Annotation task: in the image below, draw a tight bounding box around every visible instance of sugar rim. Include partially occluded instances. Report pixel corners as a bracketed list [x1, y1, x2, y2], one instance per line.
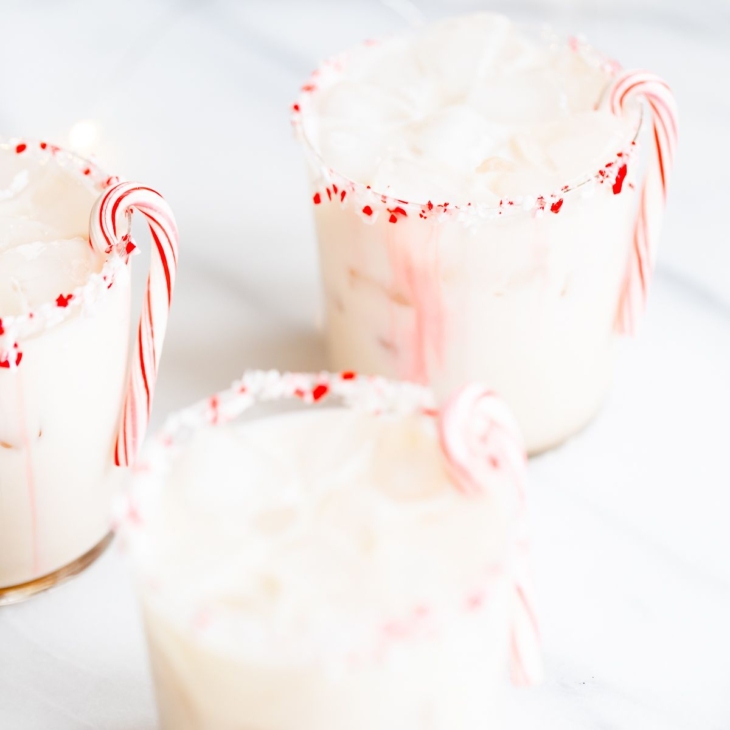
[0, 138, 125, 365]
[292, 31, 643, 222]
[123, 370, 518, 663]
[133, 370, 438, 473]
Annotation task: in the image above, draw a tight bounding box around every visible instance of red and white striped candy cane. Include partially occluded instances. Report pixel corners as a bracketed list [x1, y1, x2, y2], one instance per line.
[438, 384, 543, 687]
[90, 182, 179, 467]
[608, 70, 678, 335]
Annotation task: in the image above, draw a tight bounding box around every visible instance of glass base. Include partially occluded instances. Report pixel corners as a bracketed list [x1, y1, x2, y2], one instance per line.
[0, 532, 114, 607]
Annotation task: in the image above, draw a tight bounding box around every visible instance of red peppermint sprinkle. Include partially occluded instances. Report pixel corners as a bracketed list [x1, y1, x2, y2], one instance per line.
[341, 371, 356, 380]
[56, 294, 73, 308]
[0, 319, 4, 336]
[389, 214, 398, 223]
[313, 192, 322, 205]
[332, 184, 338, 194]
[312, 383, 329, 401]
[39, 142, 47, 150]
[0, 350, 22, 369]
[294, 388, 306, 399]
[83, 168, 91, 176]
[209, 395, 220, 424]
[467, 592, 485, 611]
[550, 198, 564, 214]
[340, 190, 346, 201]
[125, 241, 136, 256]
[301, 83, 316, 92]
[326, 187, 332, 201]
[612, 164, 628, 195]
[362, 205, 373, 216]
[427, 201, 434, 211]
[292, 102, 300, 112]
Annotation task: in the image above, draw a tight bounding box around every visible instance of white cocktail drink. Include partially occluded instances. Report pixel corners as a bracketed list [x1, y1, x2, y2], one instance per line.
[295, 14, 644, 453]
[126, 372, 540, 730]
[0, 139, 177, 600]
[0, 143, 131, 595]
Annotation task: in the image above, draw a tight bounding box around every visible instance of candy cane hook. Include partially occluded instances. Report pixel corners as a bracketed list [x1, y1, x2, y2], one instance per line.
[438, 384, 543, 686]
[90, 182, 179, 467]
[607, 70, 678, 335]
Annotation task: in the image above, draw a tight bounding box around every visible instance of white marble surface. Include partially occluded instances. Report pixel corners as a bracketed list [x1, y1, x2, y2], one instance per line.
[1, 1, 729, 728]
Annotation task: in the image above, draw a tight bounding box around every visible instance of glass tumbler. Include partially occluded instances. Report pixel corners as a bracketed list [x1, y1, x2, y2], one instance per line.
[294, 30, 676, 454]
[123, 370, 542, 730]
[0, 138, 179, 603]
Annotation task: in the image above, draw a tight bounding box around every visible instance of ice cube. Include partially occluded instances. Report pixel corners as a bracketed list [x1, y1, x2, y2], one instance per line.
[315, 80, 413, 128]
[469, 69, 566, 125]
[414, 13, 513, 102]
[507, 133, 556, 171]
[545, 110, 632, 181]
[0, 149, 97, 248]
[0, 216, 60, 252]
[548, 48, 612, 113]
[373, 154, 465, 204]
[410, 104, 508, 172]
[487, 31, 546, 74]
[0, 237, 100, 315]
[316, 121, 400, 183]
[346, 37, 439, 118]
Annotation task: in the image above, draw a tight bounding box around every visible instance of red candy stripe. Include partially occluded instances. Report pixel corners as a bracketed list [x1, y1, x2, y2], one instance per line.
[438, 384, 542, 687]
[90, 183, 179, 467]
[608, 70, 678, 335]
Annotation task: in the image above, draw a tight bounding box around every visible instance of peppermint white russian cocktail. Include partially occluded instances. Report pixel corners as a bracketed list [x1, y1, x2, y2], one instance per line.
[295, 14, 677, 453]
[125, 371, 541, 730]
[0, 140, 178, 602]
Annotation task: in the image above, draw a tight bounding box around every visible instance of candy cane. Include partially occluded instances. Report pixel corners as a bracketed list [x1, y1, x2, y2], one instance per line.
[438, 384, 543, 687]
[607, 70, 678, 335]
[90, 182, 179, 467]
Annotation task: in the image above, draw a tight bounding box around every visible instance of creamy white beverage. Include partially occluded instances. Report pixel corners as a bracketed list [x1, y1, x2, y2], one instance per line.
[126, 372, 541, 730]
[295, 13, 644, 453]
[0, 142, 130, 595]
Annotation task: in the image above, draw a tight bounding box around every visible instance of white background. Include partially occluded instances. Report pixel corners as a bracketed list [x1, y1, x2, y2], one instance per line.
[0, 1, 729, 728]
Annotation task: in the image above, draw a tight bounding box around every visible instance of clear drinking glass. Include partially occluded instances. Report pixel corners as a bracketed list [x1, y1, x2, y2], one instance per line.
[123, 370, 541, 730]
[294, 27, 654, 454]
[0, 138, 178, 603]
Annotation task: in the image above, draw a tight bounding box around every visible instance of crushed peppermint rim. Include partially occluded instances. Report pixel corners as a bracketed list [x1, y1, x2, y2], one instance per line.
[292, 32, 643, 223]
[121, 370, 529, 664]
[0, 138, 127, 369]
[133, 370, 438, 467]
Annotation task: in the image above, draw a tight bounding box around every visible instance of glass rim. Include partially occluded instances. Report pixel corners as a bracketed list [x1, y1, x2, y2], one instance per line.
[292, 31, 643, 221]
[0, 137, 126, 365]
[121, 369, 526, 665]
[124, 368, 525, 561]
[131, 369, 439, 478]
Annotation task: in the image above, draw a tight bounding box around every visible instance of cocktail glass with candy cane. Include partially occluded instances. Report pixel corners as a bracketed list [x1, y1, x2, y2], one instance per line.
[0, 139, 179, 603]
[122, 370, 542, 730]
[294, 13, 677, 454]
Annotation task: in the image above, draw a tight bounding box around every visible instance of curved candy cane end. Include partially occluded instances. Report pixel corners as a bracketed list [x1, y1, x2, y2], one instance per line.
[90, 182, 179, 470]
[509, 580, 544, 687]
[438, 383, 526, 497]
